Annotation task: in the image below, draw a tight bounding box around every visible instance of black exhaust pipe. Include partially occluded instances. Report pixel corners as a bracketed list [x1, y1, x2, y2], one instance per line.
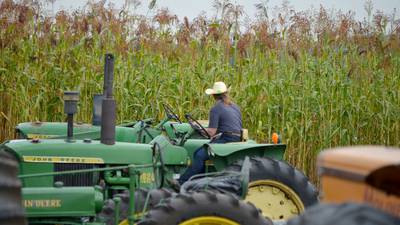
[100, 54, 116, 145]
[63, 91, 79, 142]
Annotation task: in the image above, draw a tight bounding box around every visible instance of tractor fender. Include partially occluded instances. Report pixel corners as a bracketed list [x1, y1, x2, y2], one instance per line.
[205, 142, 286, 161]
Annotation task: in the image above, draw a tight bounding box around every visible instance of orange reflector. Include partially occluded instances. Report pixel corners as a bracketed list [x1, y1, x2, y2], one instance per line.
[272, 133, 279, 144]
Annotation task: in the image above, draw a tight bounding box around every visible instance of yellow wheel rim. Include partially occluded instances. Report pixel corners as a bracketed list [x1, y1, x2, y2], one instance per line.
[118, 220, 128, 225]
[245, 180, 305, 220]
[179, 216, 240, 225]
[119, 215, 239, 225]
[118, 212, 144, 225]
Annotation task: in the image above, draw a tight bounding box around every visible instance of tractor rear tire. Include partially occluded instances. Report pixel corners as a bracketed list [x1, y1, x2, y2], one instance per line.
[137, 191, 272, 225]
[286, 202, 400, 225]
[0, 151, 26, 225]
[224, 156, 318, 220]
[98, 188, 173, 225]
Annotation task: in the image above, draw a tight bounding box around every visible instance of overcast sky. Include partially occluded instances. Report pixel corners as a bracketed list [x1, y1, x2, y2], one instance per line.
[52, 0, 399, 21]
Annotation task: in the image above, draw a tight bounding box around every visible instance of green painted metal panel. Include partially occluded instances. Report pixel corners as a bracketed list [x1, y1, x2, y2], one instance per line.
[149, 135, 188, 165]
[206, 143, 286, 157]
[20, 162, 54, 187]
[5, 139, 153, 165]
[162, 122, 191, 138]
[16, 121, 198, 143]
[261, 145, 286, 159]
[114, 127, 136, 142]
[137, 167, 157, 188]
[16, 122, 99, 138]
[16, 122, 157, 143]
[23, 187, 103, 217]
[206, 143, 286, 171]
[4, 137, 190, 188]
[182, 139, 210, 160]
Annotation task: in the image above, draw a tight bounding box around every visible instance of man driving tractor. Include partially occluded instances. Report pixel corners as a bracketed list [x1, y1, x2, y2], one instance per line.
[177, 81, 243, 184]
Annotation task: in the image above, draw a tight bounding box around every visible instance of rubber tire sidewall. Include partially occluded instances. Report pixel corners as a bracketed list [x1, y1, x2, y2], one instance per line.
[287, 202, 400, 225]
[137, 191, 272, 225]
[224, 156, 319, 207]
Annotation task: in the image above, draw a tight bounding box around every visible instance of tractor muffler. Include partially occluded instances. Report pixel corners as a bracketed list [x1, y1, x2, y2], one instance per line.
[100, 53, 116, 145]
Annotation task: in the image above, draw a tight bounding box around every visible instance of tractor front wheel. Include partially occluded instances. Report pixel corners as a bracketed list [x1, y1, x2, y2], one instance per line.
[224, 156, 319, 220]
[137, 191, 272, 225]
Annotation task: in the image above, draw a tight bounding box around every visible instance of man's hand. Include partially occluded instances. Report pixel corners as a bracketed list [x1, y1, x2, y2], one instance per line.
[206, 128, 217, 137]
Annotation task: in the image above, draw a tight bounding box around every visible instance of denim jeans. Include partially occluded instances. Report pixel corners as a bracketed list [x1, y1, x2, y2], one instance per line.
[178, 134, 241, 184]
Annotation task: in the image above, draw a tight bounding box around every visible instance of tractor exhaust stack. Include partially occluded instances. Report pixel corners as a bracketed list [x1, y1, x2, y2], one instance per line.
[100, 54, 116, 145]
[63, 91, 79, 142]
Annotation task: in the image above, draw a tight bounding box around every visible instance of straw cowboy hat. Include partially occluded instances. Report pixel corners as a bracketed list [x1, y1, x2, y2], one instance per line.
[205, 81, 230, 95]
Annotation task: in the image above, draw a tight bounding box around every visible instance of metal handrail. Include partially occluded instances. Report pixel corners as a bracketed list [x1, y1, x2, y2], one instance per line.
[18, 163, 155, 179]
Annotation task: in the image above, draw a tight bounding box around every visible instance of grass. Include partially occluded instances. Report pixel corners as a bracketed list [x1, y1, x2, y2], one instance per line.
[1, 0, 399, 182]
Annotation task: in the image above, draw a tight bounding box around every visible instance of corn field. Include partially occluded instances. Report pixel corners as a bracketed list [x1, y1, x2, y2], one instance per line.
[0, 0, 399, 182]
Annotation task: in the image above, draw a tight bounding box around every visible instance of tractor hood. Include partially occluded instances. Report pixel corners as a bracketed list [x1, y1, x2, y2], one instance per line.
[16, 122, 145, 143]
[3, 139, 153, 165]
[16, 122, 99, 139]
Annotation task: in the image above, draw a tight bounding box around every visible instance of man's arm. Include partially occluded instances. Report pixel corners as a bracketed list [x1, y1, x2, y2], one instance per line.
[208, 106, 219, 137]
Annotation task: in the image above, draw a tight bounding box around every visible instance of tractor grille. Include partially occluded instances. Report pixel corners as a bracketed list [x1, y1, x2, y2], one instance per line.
[54, 163, 97, 186]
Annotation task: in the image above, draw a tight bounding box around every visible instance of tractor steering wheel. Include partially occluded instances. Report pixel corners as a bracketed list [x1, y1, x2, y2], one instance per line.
[162, 103, 182, 123]
[184, 114, 211, 139]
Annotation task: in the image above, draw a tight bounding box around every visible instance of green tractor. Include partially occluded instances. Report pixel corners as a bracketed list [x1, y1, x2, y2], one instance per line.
[14, 102, 192, 144]
[15, 85, 200, 145]
[1, 54, 318, 225]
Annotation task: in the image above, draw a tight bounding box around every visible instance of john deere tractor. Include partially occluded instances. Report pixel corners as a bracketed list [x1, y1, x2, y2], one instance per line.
[14, 101, 191, 144]
[1, 54, 318, 225]
[14, 102, 185, 144]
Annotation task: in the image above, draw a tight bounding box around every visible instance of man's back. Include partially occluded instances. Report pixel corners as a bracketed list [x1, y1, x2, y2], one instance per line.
[208, 100, 242, 133]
